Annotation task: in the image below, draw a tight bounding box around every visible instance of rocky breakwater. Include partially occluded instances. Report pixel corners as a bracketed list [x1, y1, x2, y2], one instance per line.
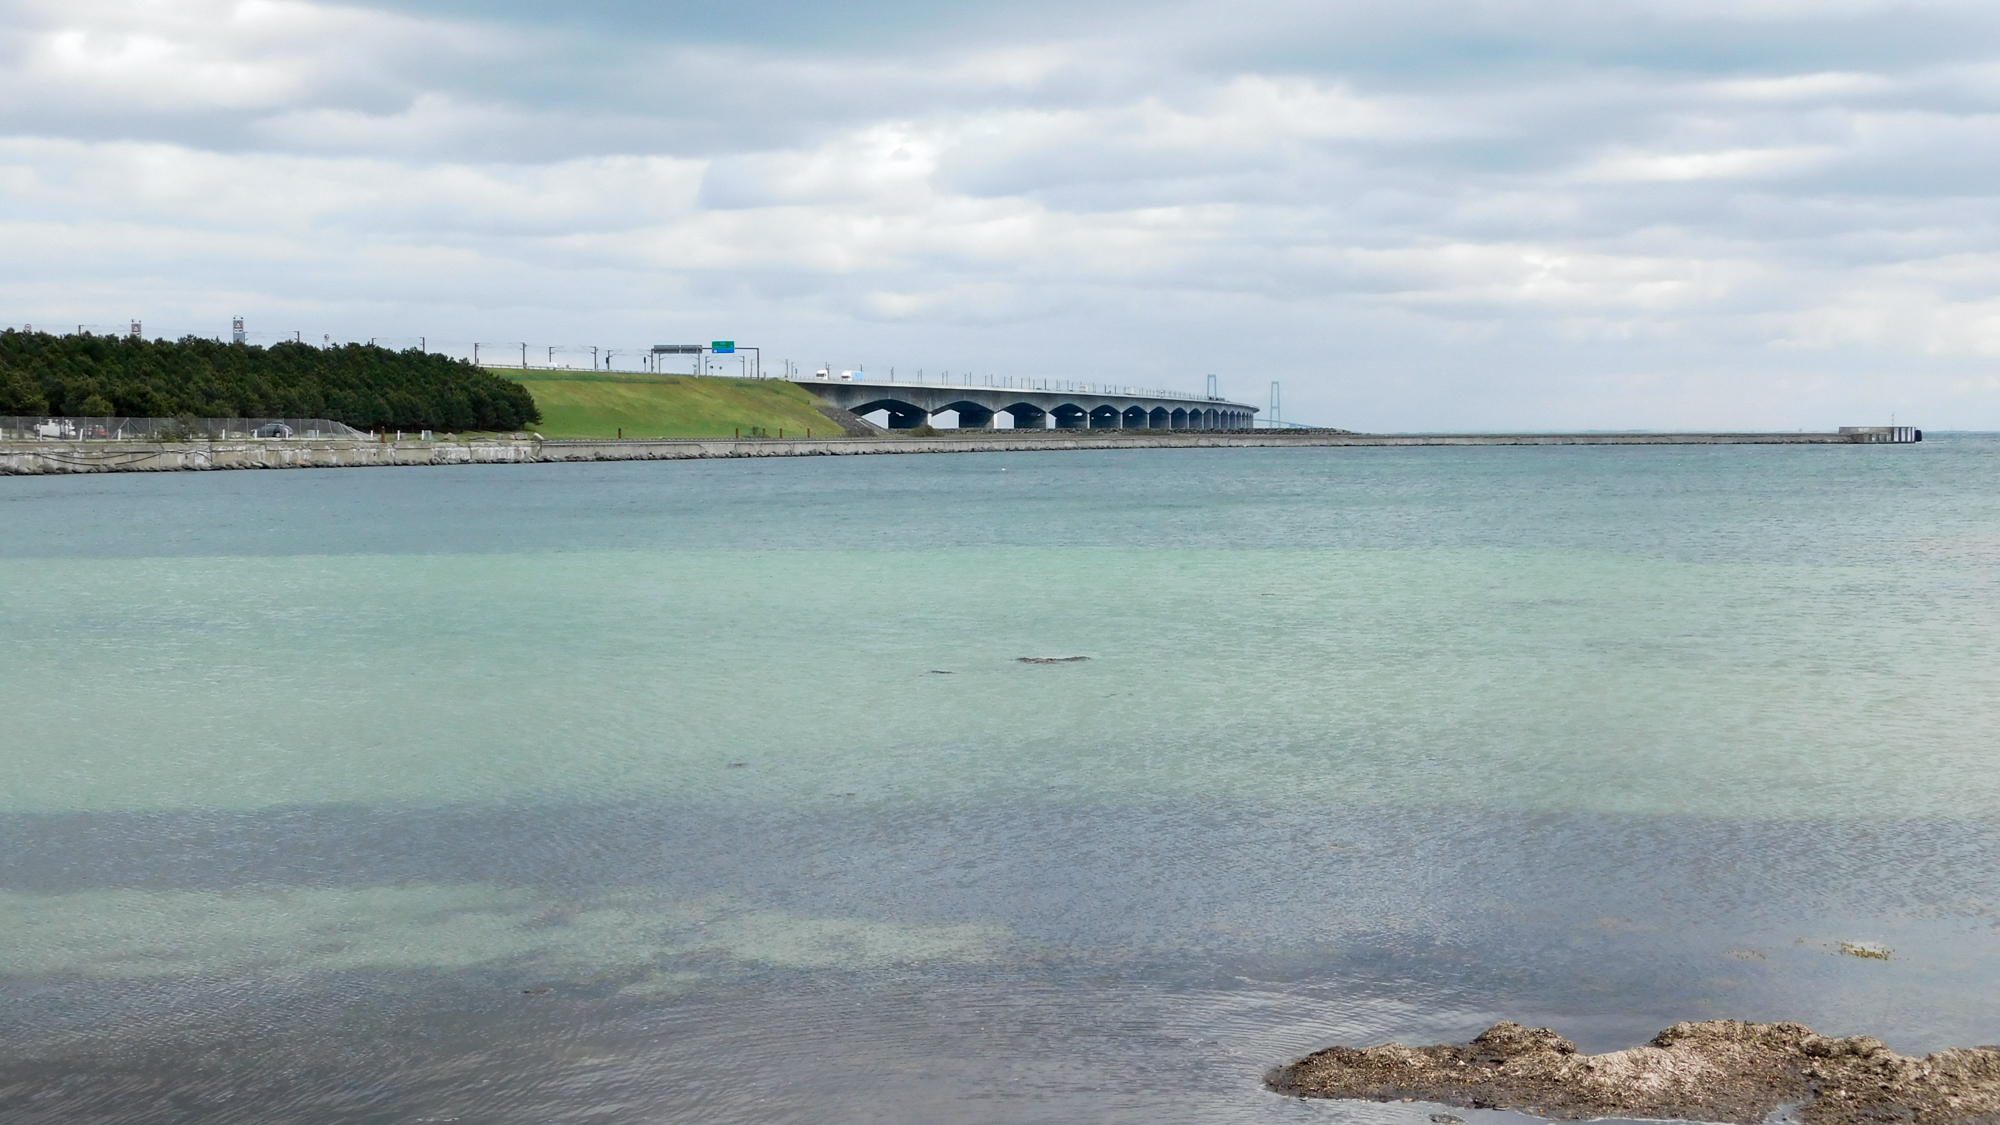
[0, 437, 543, 473]
[1267, 1020, 2000, 1125]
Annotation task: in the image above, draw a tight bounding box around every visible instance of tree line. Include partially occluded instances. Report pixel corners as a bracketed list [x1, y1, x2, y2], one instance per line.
[0, 331, 541, 431]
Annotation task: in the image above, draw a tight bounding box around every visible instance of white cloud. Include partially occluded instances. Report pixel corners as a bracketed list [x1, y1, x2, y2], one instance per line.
[1703, 72, 1896, 101]
[0, 0, 511, 120]
[1577, 145, 1837, 182]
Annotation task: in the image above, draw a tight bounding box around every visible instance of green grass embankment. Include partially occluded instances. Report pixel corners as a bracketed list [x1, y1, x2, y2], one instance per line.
[494, 371, 842, 439]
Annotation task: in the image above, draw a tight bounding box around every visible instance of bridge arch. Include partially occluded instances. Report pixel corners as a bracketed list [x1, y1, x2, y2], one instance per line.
[851, 398, 931, 430]
[938, 400, 996, 429]
[1089, 405, 1122, 428]
[1001, 402, 1048, 430]
[1051, 403, 1088, 429]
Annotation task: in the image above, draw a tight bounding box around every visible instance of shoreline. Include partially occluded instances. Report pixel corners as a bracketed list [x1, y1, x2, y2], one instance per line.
[0, 428, 1921, 475]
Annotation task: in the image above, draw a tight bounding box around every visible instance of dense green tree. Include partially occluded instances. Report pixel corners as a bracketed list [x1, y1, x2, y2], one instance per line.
[0, 332, 540, 431]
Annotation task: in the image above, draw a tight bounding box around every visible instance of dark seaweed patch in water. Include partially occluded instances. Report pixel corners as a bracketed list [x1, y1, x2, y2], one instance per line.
[1017, 656, 1090, 664]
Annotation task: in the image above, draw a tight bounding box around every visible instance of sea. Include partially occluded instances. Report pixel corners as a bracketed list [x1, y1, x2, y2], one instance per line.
[3, 438, 1998, 1124]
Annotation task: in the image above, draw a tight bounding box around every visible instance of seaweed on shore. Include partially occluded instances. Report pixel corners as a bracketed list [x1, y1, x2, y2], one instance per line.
[1267, 1020, 2000, 1125]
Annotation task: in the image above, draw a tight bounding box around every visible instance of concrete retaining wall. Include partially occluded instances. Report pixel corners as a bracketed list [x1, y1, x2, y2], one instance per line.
[0, 429, 1907, 475]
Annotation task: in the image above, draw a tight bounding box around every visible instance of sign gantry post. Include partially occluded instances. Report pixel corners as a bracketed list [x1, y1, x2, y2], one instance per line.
[651, 343, 701, 376]
[647, 341, 758, 378]
[709, 341, 759, 379]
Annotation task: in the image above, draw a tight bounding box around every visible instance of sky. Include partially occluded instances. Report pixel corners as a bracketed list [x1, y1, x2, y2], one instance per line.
[4, 0, 2000, 429]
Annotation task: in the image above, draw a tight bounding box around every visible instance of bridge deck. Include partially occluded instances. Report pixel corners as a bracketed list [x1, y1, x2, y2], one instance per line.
[788, 378, 1259, 430]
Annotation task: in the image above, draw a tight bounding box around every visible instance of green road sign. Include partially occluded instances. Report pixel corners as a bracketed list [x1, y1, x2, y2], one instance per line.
[712, 340, 735, 353]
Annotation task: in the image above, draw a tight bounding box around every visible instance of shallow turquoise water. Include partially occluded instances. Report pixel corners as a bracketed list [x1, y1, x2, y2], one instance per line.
[4, 440, 1999, 1122]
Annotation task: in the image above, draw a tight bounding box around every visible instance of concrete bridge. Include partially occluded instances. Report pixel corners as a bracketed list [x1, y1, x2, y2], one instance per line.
[790, 377, 1259, 430]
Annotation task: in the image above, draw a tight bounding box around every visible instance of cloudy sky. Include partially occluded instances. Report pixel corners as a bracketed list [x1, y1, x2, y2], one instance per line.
[4, 0, 2000, 429]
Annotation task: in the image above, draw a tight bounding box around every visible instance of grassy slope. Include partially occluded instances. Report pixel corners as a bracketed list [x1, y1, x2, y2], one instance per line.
[495, 372, 840, 439]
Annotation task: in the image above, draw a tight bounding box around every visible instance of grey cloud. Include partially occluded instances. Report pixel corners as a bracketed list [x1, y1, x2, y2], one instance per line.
[372, 0, 1163, 53]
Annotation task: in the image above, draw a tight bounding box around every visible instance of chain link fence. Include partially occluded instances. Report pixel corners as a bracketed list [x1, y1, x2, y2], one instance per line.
[0, 417, 365, 441]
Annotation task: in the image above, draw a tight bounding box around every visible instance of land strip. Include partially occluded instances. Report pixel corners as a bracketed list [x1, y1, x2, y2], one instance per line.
[0, 429, 1917, 475]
